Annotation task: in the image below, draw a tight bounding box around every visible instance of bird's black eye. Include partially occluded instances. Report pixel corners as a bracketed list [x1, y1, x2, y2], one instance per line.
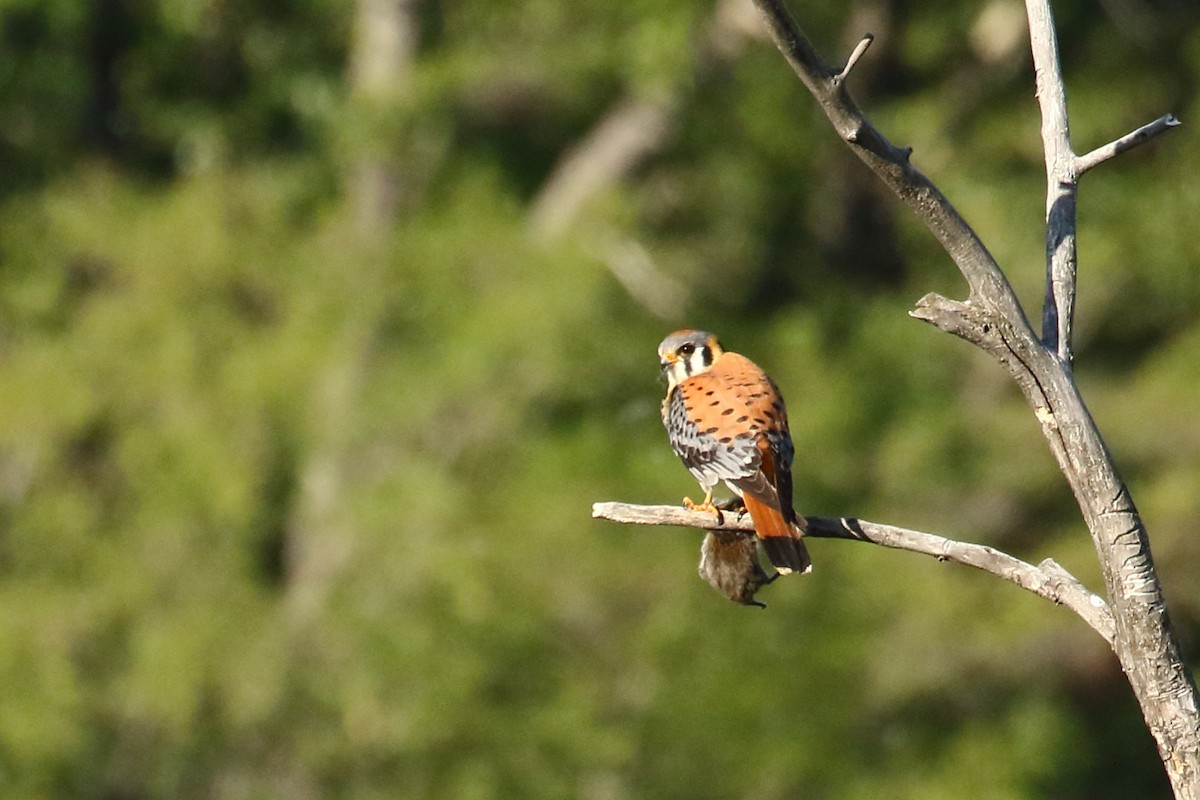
[679, 343, 695, 356]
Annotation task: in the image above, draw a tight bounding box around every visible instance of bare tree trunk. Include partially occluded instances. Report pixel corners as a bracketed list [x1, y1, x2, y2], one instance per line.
[596, 1, 1199, 794]
[747, 2, 1199, 792]
[347, 0, 422, 234]
[284, 324, 371, 626]
[283, 0, 426, 622]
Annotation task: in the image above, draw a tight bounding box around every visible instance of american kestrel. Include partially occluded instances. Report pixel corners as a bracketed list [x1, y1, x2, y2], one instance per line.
[698, 529, 777, 607]
[658, 329, 812, 578]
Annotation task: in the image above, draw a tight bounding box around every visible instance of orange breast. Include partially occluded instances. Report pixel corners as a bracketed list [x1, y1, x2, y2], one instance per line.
[678, 352, 789, 442]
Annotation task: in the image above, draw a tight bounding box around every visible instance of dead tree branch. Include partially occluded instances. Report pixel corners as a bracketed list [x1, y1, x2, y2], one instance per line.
[1076, 113, 1181, 174]
[1026, 2, 1179, 363]
[593, 502, 1115, 642]
[529, 0, 764, 239]
[833, 33, 874, 85]
[747, 2, 1198, 795]
[346, 0, 422, 234]
[529, 97, 676, 239]
[596, 0, 1197, 793]
[1026, 0, 1078, 363]
[527, 0, 772, 320]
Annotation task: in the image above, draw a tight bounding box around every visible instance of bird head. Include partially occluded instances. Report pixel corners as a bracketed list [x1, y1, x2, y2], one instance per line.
[658, 329, 724, 391]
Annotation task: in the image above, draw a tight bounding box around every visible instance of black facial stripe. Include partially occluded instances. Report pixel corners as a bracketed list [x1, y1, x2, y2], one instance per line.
[700, 345, 713, 368]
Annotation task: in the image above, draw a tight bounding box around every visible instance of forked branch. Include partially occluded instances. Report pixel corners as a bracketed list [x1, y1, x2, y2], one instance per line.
[1025, 0, 1178, 363]
[596, 0, 1198, 792]
[751, 1, 1198, 794]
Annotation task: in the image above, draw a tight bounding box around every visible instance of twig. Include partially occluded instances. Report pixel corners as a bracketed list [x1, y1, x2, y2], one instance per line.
[592, 502, 1115, 643]
[749, 0, 1029, 328]
[833, 33, 874, 85]
[528, 0, 763, 240]
[528, 97, 674, 239]
[591, 233, 690, 320]
[1076, 114, 1182, 175]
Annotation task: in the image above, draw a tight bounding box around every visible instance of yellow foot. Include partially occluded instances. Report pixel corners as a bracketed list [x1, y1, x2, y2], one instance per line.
[683, 496, 724, 526]
[683, 496, 719, 514]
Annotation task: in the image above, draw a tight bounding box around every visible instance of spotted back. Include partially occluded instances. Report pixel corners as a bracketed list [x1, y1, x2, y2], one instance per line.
[664, 352, 795, 495]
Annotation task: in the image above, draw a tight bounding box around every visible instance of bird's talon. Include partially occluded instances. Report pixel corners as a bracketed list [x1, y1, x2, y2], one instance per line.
[683, 496, 721, 516]
[716, 496, 746, 513]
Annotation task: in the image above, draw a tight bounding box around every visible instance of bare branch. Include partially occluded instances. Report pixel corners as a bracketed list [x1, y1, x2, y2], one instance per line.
[529, 0, 762, 240]
[745, 1, 1200, 789]
[593, 502, 1115, 642]
[590, 233, 690, 320]
[1024, 10, 1181, 361]
[529, 98, 674, 240]
[1025, 0, 1079, 363]
[749, 0, 1033, 332]
[526, 0, 764, 319]
[1076, 114, 1182, 174]
[833, 33, 874, 85]
[346, 0, 422, 234]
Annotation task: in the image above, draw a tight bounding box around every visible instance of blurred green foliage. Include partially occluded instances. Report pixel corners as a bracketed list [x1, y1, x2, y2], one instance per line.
[0, 0, 1198, 797]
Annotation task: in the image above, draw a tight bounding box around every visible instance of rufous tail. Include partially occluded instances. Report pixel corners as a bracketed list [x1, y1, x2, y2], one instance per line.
[741, 493, 812, 575]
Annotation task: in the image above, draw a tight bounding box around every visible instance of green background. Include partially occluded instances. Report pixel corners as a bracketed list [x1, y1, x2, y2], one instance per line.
[0, 0, 1198, 796]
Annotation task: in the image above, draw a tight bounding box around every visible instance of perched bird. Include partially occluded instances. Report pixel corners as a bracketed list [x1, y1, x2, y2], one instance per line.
[698, 529, 777, 607]
[658, 329, 811, 577]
